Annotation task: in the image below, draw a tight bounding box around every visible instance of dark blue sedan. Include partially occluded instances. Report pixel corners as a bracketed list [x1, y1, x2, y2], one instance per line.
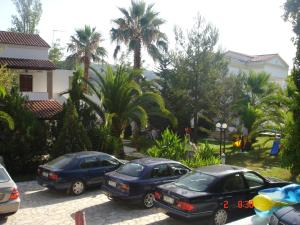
[101, 158, 190, 208]
[37, 151, 123, 195]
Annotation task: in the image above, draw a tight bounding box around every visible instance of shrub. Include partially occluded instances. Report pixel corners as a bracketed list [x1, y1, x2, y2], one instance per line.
[147, 128, 187, 160]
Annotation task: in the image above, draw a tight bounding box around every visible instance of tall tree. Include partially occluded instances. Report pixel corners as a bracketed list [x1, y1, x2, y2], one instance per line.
[171, 15, 228, 140]
[67, 25, 107, 91]
[281, 0, 300, 180]
[49, 40, 64, 66]
[84, 65, 176, 158]
[111, 0, 168, 69]
[9, 0, 42, 33]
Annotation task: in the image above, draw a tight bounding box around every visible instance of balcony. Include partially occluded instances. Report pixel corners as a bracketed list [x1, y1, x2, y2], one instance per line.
[21, 92, 49, 100]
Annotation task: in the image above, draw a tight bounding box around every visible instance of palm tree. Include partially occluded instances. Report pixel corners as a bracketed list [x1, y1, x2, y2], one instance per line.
[0, 86, 14, 130]
[84, 65, 176, 157]
[67, 25, 107, 91]
[111, 1, 168, 69]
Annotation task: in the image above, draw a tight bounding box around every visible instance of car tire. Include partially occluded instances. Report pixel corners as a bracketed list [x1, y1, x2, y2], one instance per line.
[69, 180, 85, 196]
[212, 208, 228, 225]
[143, 192, 155, 208]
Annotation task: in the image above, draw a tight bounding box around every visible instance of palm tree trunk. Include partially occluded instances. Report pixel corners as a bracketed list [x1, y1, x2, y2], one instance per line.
[133, 40, 141, 69]
[83, 55, 90, 93]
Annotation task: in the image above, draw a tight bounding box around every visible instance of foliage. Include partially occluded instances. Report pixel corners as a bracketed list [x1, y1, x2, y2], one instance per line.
[148, 129, 220, 167]
[0, 90, 48, 175]
[0, 65, 18, 91]
[0, 85, 14, 130]
[53, 100, 91, 158]
[49, 40, 64, 65]
[67, 25, 107, 91]
[83, 65, 175, 157]
[9, 0, 42, 33]
[111, 0, 167, 69]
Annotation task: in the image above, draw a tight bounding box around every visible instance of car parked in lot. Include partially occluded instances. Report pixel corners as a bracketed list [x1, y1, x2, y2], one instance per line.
[269, 203, 300, 225]
[102, 157, 190, 208]
[154, 165, 289, 225]
[37, 151, 124, 195]
[0, 165, 20, 216]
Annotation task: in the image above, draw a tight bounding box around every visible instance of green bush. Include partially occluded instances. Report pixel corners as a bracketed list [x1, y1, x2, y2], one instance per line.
[147, 128, 187, 160]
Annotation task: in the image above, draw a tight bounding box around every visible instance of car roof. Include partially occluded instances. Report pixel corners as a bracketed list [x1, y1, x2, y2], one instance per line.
[196, 164, 250, 177]
[130, 157, 180, 166]
[64, 151, 111, 159]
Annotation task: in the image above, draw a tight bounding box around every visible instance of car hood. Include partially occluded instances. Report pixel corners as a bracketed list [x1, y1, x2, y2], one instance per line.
[158, 182, 210, 198]
[275, 204, 300, 224]
[105, 171, 139, 183]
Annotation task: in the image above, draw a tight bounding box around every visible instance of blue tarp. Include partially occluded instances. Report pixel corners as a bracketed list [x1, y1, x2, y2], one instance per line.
[270, 140, 280, 156]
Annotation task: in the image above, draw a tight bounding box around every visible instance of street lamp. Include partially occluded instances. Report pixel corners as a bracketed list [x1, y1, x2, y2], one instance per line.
[216, 122, 227, 157]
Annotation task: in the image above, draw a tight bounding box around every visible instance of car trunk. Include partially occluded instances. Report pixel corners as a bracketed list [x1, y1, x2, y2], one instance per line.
[37, 165, 62, 181]
[105, 171, 139, 193]
[0, 180, 17, 203]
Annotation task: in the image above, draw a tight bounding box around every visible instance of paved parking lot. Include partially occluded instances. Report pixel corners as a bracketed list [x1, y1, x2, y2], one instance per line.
[2, 181, 212, 225]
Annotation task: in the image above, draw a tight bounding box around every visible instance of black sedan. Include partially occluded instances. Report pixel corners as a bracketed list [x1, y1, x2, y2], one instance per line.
[269, 203, 300, 225]
[37, 151, 124, 195]
[154, 165, 289, 225]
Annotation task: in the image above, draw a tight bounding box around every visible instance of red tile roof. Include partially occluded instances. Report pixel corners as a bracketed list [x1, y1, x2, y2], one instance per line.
[0, 57, 56, 70]
[25, 100, 63, 119]
[0, 31, 50, 48]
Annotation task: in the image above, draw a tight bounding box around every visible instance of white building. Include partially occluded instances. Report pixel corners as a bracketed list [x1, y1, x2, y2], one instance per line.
[0, 31, 73, 118]
[225, 50, 289, 87]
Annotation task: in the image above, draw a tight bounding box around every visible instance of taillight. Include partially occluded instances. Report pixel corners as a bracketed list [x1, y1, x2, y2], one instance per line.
[154, 191, 161, 200]
[119, 183, 129, 192]
[48, 172, 59, 181]
[177, 201, 195, 211]
[9, 188, 20, 200]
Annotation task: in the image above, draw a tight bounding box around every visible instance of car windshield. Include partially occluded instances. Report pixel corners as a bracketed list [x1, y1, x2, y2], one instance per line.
[174, 171, 215, 192]
[117, 163, 144, 177]
[46, 156, 73, 169]
[0, 168, 10, 183]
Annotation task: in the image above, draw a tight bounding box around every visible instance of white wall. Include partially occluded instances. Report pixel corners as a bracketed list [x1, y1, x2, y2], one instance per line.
[263, 64, 288, 78]
[0, 44, 48, 60]
[52, 69, 73, 103]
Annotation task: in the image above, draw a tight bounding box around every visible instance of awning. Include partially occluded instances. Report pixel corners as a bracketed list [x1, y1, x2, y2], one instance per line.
[0, 57, 56, 70]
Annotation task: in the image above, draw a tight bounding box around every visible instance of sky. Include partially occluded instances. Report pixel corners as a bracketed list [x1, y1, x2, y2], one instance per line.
[0, 0, 296, 70]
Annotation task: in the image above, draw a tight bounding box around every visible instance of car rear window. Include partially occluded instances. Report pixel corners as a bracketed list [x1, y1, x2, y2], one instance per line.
[0, 168, 10, 183]
[174, 171, 215, 192]
[46, 156, 73, 169]
[117, 163, 144, 177]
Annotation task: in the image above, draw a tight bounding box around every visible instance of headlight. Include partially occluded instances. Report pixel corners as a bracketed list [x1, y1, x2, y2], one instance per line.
[269, 215, 279, 225]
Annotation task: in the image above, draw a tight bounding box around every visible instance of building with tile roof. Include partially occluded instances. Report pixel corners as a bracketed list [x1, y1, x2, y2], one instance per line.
[225, 50, 289, 87]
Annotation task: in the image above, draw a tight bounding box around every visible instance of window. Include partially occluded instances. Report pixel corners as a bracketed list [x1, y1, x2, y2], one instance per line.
[222, 173, 246, 192]
[0, 169, 10, 183]
[80, 157, 99, 169]
[174, 172, 215, 192]
[46, 156, 73, 169]
[151, 164, 172, 178]
[99, 155, 120, 167]
[20, 74, 33, 92]
[243, 172, 265, 188]
[169, 164, 189, 176]
[117, 163, 144, 177]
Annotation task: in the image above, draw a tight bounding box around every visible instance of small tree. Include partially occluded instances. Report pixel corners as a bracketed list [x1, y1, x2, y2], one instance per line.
[9, 0, 42, 34]
[0, 65, 18, 92]
[49, 40, 64, 66]
[53, 100, 91, 157]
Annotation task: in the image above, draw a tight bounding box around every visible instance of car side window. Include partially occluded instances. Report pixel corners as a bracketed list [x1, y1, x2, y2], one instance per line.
[169, 164, 189, 176]
[222, 173, 247, 192]
[80, 157, 99, 169]
[98, 156, 120, 167]
[151, 164, 172, 178]
[243, 172, 265, 188]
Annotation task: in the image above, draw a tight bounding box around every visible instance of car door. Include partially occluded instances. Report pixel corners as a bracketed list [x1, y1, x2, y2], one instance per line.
[242, 171, 267, 202]
[143, 164, 174, 192]
[80, 157, 103, 185]
[219, 173, 250, 212]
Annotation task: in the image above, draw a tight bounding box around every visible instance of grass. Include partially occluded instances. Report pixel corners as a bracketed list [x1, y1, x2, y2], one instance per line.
[199, 137, 293, 181]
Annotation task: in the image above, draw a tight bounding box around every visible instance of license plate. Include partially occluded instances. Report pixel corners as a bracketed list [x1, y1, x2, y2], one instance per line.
[163, 195, 174, 204]
[42, 171, 48, 177]
[108, 180, 117, 187]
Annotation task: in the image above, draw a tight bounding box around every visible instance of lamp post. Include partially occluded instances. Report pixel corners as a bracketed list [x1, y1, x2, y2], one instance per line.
[216, 122, 222, 157]
[221, 123, 227, 154]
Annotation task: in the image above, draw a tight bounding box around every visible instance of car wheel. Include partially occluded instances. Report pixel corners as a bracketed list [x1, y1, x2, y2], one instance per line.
[143, 192, 155, 208]
[213, 208, 228, 225]
[70, 180, 85, 195]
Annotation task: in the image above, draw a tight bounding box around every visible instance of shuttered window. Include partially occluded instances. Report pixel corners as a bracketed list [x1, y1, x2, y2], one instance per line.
[20, 75, 33, 92]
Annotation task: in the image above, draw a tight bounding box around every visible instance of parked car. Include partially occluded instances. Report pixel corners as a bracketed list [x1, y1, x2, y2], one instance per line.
[102, 157, 190, 208]
[0, 165, 20, 216]
[37, 151, 124, 195]
[154, 165, 289, 225]
[269, 203, 300, 225]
